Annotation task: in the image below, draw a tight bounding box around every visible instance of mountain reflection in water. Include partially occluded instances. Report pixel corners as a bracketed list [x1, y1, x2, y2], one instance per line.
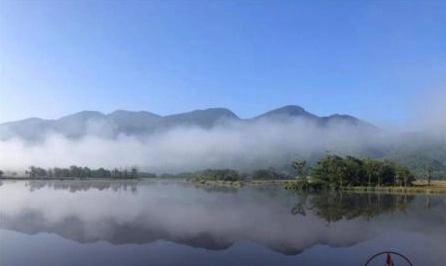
[0, 180, 445, 266]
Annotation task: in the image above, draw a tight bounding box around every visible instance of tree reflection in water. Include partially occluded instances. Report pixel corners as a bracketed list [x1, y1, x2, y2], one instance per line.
[291, 192, 415, 223]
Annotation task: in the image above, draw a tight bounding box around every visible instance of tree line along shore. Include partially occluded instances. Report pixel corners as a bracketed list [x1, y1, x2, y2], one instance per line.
[1, 153, 444, 193]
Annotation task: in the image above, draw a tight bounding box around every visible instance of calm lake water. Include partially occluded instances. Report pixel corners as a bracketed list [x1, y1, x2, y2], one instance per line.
[0, 180, 445, 266]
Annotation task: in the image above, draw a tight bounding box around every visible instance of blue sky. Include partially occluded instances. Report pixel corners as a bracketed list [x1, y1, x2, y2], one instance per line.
[1, 0, 445, 125]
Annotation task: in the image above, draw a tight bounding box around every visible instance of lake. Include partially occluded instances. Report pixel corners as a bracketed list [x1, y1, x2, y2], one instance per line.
[0, 180, 445, 266]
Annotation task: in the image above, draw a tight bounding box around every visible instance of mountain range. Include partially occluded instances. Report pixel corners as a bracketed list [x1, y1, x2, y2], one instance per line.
[0, 105, 376, 141]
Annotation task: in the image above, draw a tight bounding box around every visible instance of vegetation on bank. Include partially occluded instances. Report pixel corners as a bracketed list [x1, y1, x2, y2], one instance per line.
[338, 184, 446, 194]
[0, 153, 444, 194]
[285, 154, 416, 191]
[0, 165, 291, 181]
[1, 165, 143, 179]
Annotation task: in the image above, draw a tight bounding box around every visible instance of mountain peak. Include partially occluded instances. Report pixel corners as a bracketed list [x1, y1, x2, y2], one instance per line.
[162, 108, 240, 129]
[58, 111, 105, 121]
[320, 114, 378, 131]
[255, 105, 317, 120]
[108, 110, 161, 118]
[272, 105, 306, 114]
[192, 108, 239, 118]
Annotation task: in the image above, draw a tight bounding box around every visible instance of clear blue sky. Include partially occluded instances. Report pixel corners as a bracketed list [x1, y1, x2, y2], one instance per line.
[1, 0, 445, 125]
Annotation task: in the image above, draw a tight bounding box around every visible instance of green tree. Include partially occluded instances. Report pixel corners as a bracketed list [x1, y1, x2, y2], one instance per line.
[395, 164, 414, 186]
[343, 156, 364, 186]
[83, 167, 92, 178]
[69, 165, 81, 177]
[252, 169, 271, 180]
[200, 169, 240, 181]
[362, 159, 380, 186]
[111, 168, 121, 178]
[426, 166, 433, 186]
[311, 154, 345, 189]
[292, 160, 307, 179]
[131, 166, 138, 179]
[27, 166, 37, 178]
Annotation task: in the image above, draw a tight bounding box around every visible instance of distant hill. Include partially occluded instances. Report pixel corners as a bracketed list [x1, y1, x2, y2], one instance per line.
[254, 105, 319, 121]
[0, 105, 375, 141]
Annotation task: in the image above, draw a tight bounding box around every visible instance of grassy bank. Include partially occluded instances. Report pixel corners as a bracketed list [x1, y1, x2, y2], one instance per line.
[0, 177, 189, 185]
[190, 178, 291, 188]
[340, 183, 446, 194]
[0, 176, 141, 181]
[188, 179, 446, 194]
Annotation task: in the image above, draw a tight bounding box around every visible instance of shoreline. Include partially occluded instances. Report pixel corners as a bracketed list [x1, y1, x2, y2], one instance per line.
[191, 179, 446, 194]
[1, 177, 445, 194]
[340, 185, 446, 195]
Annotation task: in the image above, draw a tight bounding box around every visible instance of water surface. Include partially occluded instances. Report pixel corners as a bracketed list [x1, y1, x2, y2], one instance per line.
[0, 180, 445, 265]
